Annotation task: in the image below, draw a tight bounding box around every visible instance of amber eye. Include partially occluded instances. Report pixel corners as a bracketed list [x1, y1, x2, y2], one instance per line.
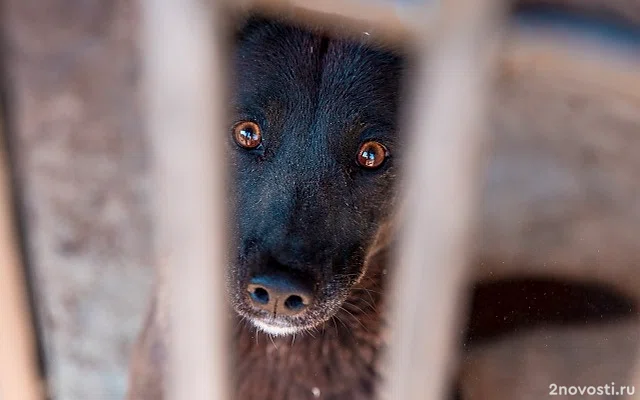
[356, 141, 388, 169]
[233, 121, 262, 149]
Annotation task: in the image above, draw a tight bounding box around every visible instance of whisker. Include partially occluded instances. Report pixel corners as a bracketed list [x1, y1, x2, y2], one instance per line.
[268, 333, 278, 350]
[343, 301, 368, 316]
[351, 287, 379, 311]
[339, 306, 368, 332]
[237, 315, 252, 332]
[357, 296, 377, 312]
[335, 314, 356, 342]
[352, 287, 382, 295]
[320, 320, 327, 335]
[334, 314, 350, 332]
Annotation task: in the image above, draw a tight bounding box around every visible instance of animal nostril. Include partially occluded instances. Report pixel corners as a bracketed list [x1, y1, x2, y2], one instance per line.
[284, 295, 304, 311]
[247, 273, 314, 316]
[250, 287, 269, 305]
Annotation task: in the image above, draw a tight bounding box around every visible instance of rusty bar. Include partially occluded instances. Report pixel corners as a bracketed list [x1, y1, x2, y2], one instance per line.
[0, 116, 44, 400]
[140, 0, 231, 399]
[381, 1, 505, 399]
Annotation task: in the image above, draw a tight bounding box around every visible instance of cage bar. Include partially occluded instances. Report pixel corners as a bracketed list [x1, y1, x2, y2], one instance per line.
[381, 0, 505, 399]
[140, 0, 231, 400]
[0, 116, 43, 400]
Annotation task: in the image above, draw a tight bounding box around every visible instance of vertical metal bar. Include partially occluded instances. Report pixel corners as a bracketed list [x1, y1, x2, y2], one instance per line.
[141, 0, 231, 399]
[381, 1, 504, 399]
[0, 116, 44, 400]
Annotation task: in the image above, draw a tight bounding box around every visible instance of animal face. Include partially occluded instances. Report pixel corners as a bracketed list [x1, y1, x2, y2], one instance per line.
[226, 17, 405, 336]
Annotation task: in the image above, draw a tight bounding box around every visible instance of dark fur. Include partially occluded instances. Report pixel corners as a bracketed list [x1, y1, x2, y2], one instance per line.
[227, 17, 404, 335]
[226, 19, 404, 399]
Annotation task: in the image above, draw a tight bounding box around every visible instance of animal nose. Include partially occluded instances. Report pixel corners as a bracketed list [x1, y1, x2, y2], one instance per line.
[246, 273, 314, 316]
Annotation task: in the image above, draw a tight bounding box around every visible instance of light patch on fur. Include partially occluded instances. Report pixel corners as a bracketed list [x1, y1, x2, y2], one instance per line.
[253, 320, 301, 336]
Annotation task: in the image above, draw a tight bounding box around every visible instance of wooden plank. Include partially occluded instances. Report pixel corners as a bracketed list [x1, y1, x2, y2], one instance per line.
[380, 0, 505, 399]
[140, 0, 231, 399]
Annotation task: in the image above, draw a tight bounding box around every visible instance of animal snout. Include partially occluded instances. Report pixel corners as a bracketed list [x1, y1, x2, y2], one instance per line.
[246, 273, 314, 317]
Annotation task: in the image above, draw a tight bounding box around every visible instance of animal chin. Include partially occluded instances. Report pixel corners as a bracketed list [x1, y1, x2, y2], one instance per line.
[251, 319, 305, 336]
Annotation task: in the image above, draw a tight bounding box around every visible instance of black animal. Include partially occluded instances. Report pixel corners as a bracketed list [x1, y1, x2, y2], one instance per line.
[227, 17, 404, 337]
[128, 15, 405, 400]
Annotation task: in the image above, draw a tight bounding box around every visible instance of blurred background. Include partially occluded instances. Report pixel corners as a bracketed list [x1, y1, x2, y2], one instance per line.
[1, 0, 639, 399]
[2, 0, 152, 398]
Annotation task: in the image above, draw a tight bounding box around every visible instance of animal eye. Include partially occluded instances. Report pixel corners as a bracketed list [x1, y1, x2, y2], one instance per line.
[356, 141, 388, 169]
[233, 121, 262, 149]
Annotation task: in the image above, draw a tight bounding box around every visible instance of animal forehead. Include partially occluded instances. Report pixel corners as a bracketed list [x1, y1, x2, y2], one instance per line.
[234, 20, 402, 94]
